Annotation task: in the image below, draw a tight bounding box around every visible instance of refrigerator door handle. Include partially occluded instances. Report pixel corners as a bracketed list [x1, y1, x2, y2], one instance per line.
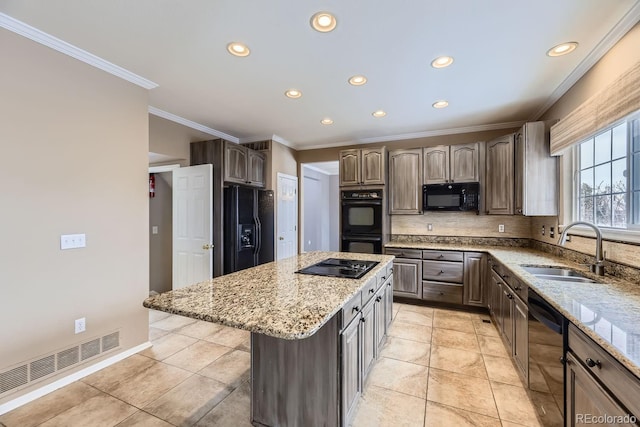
[254, 216, 262, 257]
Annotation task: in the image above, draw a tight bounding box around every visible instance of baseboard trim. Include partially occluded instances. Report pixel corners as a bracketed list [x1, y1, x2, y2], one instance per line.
[0, 341, 152, 415]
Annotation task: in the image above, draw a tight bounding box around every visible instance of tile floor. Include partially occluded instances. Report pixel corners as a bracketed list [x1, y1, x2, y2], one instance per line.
[0, 303, 562, 427]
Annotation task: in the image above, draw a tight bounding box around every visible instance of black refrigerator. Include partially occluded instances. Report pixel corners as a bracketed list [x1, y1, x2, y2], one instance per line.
[223, 185, 275, 274]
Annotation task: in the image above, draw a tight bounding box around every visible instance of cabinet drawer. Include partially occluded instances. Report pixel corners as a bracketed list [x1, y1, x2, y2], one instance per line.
[422, 260, 463, 283]
[422, 250, 463, 262]
[342, 291, 362, 329]
[568, 324, 640, 416]
[377, 265, 391, 287]
[385, 248, 421, 259]
[422, 281, 463, 304]
[362, 279, 378, 305]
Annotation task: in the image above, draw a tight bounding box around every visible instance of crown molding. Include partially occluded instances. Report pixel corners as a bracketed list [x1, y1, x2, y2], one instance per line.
[148, 106, 239, 143]
[0, 12, 158, 90]
[296, 121, 524, 150]
[239, 134, 295, 148]
[530, 2, 640, 120]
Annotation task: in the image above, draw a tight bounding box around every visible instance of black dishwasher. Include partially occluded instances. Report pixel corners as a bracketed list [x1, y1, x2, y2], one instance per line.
[528, 289, 567, 417]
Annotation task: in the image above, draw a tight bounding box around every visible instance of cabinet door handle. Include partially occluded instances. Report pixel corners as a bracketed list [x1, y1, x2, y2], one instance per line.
[381, 276, 386, 281]
[360, 317, 366, 323]
[507, 293, 514, 300]
[389, 268, 394, 273]
[439, 270, 444, 274]
[369, 289, 375, 294]
[375, 296, 382, 302]
[438, 254, 444, 259]
[585, 358, 602, 369]
[352, 306, 360, 313]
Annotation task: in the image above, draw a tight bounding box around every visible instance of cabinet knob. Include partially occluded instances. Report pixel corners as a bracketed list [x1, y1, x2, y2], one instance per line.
[585, 358, 601, 369]
[438, 254, 444, 258]
[376, 296, 382, 302]
[361, 317, 366, 323]
[369, 289, 375, 294]
[389, 268, 394, 273]
[381, 276, 386, 281]
[352, 306, 360, 313]
[507, 293, 514, 300]
[439, 270, 444, 274]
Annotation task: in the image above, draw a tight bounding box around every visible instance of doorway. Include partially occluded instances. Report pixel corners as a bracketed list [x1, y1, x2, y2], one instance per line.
[300, 162, 339, 253]
[276, 173, 299, 260]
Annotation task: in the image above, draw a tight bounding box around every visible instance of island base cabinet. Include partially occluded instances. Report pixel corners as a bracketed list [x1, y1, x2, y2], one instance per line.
[341, 314, 361, 425]
[251, 314, 339, 427]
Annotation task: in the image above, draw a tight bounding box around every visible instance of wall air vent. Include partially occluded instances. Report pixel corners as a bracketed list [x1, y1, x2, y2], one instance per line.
[0, 329, 121, 399]
[0, 365, 28, 394]
[30, 355, 55, 381]
[101, 332, 119, 352]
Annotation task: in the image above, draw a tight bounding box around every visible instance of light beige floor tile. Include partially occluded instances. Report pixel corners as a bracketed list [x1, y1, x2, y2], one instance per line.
[426, 368, 498, 418]
[162, 340, 232, 372]
[236, 334, 251, 352]
[368, 357, 429, 399]
[424, 401, 501, 427]
[399, 304, 435, 316]
[431, 328, 479, 352]
[39, 393, 137, 427]
[387, 320, 432, 343]
[196, 381, 252, 427]
[116, 411, 174, 427]
[469, 312, 492, 321]
[528, 390, 563, 427]
[149, 309, 171, 323]
[199, 350, 251, 387]
[108, 362, 192, 408]
[175, 320, 226, 339]
[483, 354, 523, 387]
[82, 354, 155, 392]
[144, 374, 233, 426]
[140, 333, 198, 361]
[432, 316, 476, 334]
[472, 319, 500, 337]
[0, 382, 101, 427]
[477, 335, 510, 357]
[490, 381, 543, 427]
[352, 384, 426, 427]
[500, 422, 531, 427]
[395, 310, 433, 326]
[151, 314, 197, 331]
[203, 326, 250, 348]
[429, 346, 487, 379]
[392, 303, 401, 320]
[380, 336, 431, 366]
[433, 309, 472, 321]
[149, 326, 171, 341]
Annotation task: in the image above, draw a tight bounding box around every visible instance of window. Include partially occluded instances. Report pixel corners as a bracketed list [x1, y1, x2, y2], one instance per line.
[575, 113, 640, 231]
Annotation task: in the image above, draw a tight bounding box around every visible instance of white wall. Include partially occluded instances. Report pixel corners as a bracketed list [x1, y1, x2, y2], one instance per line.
[0, 28, 149, 403]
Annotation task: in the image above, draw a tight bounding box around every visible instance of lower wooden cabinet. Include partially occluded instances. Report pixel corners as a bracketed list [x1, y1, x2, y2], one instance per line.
[361, 298, 376, 383]
[341, 313, 360, 424]
[392, 258, 422, 299]
[512, 295, 529, 383]
[463, 252, 486, 306]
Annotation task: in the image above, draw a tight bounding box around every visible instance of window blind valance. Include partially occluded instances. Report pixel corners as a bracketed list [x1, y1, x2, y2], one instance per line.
[550, 60, 640, 155]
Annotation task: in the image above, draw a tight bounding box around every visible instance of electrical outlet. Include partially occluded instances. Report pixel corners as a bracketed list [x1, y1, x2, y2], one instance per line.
[542, 225, 546, 236]
[427, 223, 433, 231]
[152, 226, 158, 235]
[75, 317, 86, 334]
[550, 227, 555, 238]
[498, 224, 505, 233]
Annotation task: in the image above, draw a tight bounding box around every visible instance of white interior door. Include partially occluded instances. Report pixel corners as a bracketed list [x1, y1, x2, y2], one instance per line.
[276, 173, 298, 260]
[172, 164, 213, 289]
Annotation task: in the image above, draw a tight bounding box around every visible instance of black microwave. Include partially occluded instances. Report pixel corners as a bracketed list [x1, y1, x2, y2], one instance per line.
[423, 182, 479, 212]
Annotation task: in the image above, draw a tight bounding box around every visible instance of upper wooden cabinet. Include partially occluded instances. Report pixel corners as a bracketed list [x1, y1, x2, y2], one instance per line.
[514, 121, 558, 216]
[485, 134, 515, 215]
[389, 148, 422, 214]
[423, 143, 479, 184]
[339, 147, 386, 186]
[224, 141, 266, 188]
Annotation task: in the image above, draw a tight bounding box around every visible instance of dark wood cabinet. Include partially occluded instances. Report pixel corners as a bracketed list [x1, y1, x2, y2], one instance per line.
[423, 143, 479, 184]
[389, 148, 423, 214]
[339, 147, 386, 186]
[391, 258, 422, 299]
[223, 141, 266, 188]
[512, 295, 528, 382]
[463, 252, 486, 307]
[486, 134, 515, 214]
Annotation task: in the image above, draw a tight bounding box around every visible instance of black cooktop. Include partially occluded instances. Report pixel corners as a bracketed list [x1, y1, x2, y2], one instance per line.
[296, 258, 379, 279]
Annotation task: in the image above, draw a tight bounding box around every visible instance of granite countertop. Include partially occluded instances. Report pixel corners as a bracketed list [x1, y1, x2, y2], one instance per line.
[387, 241, 640, 379]
[143, 252, 394, 340]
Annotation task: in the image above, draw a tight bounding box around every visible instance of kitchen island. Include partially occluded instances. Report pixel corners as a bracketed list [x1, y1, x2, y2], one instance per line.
[143, 251, 395, 427]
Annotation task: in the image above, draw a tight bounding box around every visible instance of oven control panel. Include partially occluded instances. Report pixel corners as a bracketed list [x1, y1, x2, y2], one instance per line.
[342, 190, 382, 199]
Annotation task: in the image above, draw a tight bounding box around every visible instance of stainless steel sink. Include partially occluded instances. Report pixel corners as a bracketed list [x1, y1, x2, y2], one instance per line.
[521, 266, 599, 284]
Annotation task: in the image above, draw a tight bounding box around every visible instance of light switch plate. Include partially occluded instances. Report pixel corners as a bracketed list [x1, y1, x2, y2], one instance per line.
[61, 234, 86, 250]
[152, 226, 158, 235]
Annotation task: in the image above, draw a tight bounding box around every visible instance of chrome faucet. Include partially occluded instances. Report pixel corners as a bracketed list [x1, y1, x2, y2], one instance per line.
[558, 221, 605, 276]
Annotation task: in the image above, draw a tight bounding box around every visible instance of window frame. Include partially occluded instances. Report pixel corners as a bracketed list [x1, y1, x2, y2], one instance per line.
[562, 111, 640, 244]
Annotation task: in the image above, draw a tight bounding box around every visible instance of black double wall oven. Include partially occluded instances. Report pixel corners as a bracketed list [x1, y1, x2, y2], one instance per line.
[341, 189, 383, 254]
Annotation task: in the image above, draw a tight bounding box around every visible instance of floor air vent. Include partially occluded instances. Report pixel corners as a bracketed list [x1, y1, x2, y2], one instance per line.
[0, 330, 121, 398]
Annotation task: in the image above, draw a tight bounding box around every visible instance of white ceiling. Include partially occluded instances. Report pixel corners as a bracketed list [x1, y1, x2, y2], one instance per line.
[1, 1, 639, 150]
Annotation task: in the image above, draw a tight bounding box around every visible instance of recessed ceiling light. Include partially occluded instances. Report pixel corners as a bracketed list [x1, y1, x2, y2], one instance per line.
[372, 110, 387, 118]
[311, 12, 337, 33]
[348, 75, 368, 86]
[321, 118, 334, 125]
[285, 89, 302, 99]
[432, 100, 449, 109]
[431, 56, 454, 68]
[227, 42, 250, 57]
[547, 42, 578, 57]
